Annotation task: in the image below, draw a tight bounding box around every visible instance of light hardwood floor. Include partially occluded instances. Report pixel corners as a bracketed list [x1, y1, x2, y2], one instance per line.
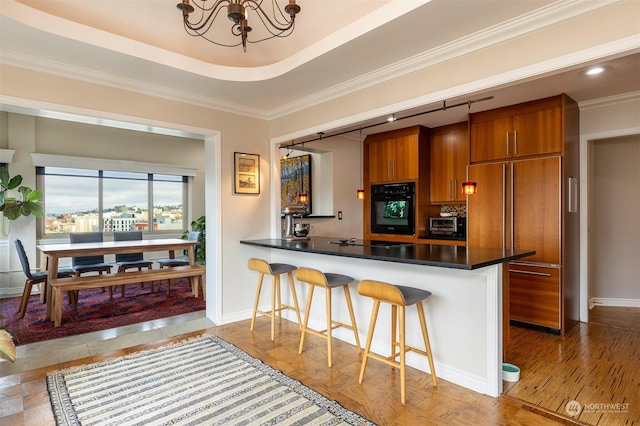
[1, 313, 637, 425]
[588, 306, 640, 333]
[504, 322, 639, 425]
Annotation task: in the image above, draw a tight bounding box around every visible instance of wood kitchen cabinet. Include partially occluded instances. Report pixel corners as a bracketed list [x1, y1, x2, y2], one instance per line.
[509, 263, 561, 330]
[467, 93, 579, 334]
[365, 126, 427, 184]
[363, 126, 430, 241]
[467, 156, 560, 264]
[430, 122, 469, 203]
[470, 95, 563, 163]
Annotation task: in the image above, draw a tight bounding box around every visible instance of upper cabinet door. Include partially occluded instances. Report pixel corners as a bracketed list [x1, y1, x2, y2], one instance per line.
[431, 122, 469, 203]
[470, 95, 564, 163]
[366, 129, 422, 183]
[470, 117, 512, 163]
[392, 135, 420, 182]
[512, 107, 562, 158]
[367, 138, 396, 183]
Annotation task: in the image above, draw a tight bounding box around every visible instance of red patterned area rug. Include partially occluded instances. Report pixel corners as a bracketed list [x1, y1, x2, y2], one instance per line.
[0, 279, 205, 346]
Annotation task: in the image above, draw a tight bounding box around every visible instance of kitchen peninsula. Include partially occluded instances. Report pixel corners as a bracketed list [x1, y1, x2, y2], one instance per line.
[240, 236, 534, 397]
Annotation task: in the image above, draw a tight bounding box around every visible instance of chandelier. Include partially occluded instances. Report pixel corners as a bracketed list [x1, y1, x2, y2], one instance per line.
[177, 0, 301, 52]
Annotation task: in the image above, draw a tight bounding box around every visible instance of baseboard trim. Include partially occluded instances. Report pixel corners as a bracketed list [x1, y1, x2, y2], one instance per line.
[589, 298, 640, 309]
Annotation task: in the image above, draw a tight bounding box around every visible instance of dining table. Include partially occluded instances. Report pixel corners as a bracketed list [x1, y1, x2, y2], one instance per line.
[37, 238, 199, 320]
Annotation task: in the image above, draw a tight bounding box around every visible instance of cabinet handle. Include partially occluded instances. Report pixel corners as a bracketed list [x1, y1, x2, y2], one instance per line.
[510, 163, 514, 250]
[509, 269, 553, 277]
[392, 161, 396, 179]
[514, 130, 518, 155]
[387, 161, 391, 180]
[448, 180, 452, 200]
[506, 132, 510, 156]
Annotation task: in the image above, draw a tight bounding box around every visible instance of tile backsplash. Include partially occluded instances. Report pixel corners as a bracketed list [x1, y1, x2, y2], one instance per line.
[440, 204, 467, 217]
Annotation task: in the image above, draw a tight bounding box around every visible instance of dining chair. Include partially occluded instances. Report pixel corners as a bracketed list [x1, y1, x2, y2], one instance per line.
[155, 231, 200, 294]
[15, 239, 76, 319]
[70, 232, 114, 295]
[156, 231, 201, 268]
[113, 231, 154, 296]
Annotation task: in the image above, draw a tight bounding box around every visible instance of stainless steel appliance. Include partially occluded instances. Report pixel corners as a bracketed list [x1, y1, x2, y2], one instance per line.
[282, 205, 310, 241]
[429, 217, 466, 239]
[370, 182, 415, 235]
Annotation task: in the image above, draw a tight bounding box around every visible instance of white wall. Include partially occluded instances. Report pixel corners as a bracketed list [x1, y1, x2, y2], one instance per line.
[283, 135, 363, 239]
[591, 134, 640, 302]
[579, 93, 640, 321]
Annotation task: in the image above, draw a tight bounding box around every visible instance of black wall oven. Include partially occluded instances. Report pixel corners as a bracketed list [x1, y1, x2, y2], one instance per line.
[370, 182, 415, 235]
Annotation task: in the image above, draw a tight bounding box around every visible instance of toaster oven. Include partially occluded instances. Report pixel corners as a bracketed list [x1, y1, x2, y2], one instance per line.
[429, 217, 466, 239]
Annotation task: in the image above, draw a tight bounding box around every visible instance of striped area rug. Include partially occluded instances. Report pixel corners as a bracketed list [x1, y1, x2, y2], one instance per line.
[47, 334, 374, 426]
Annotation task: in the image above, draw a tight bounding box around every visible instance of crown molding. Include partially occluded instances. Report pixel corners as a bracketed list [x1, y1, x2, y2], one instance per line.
[579, 90, 640, 111]
[269, 0, 622, 118]
[0, 50, 269, 120]
[0, 0, 627, 121]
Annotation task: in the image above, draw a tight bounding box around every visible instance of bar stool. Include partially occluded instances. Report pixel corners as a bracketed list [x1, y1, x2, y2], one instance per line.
[295, 267, 362, 367]
[248, 258, 302, 341]
[357, 279, 437, 405]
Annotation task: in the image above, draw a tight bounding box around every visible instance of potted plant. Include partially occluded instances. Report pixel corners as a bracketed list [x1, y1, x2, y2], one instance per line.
[0, 167, 45, 362]
[0, 167, 44, 220]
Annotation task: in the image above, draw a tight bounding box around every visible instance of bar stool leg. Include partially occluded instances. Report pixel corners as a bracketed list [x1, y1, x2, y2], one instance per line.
[417, 301, 438, 387]
[250, 273, 265, 333]
[359, 299, 380, 384]
[299, 286, 315, 354]
[326, 287, 333, 367]
[399, 305, 407, 405]
[287, 271, 303, 330]
[343, 285, 362, 352]
[271, 274, 278, 341]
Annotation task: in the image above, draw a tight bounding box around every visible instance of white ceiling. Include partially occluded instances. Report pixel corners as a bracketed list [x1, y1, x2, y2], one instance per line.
[1, 0, 639, 136]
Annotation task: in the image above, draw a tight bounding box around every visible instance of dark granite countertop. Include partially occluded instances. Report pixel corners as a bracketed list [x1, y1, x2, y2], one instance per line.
[240, 237, 535, 270]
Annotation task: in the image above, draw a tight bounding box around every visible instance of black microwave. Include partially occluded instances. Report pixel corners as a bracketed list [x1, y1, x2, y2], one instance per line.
[370, 182, 415, 235]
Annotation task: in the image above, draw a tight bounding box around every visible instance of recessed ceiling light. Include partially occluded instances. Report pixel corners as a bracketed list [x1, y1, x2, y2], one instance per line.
[586, 66, 605, 76]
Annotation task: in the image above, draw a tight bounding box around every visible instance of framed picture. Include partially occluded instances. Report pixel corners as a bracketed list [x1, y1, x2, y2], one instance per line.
[280, 154, 311, 214]
[234, 152, 260, 194]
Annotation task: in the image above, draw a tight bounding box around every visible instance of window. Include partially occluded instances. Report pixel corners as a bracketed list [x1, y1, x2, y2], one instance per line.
[37, 167, 187, 235]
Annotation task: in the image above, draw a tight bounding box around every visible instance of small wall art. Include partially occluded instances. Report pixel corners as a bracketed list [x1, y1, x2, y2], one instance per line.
[234, 152, 260, 194]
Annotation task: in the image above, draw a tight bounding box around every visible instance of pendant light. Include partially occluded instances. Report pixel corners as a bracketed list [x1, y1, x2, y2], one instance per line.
[357, 128, 365, 200]
[462, 181, 477, 195]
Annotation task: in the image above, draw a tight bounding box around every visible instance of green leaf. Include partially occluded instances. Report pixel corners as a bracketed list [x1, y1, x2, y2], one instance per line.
[0, 167, 8, 187]
[3, 206, 21, 220]
[26, 188, 43, 202]
[7, 175, 22, 190]
[25, 202, 45, 218]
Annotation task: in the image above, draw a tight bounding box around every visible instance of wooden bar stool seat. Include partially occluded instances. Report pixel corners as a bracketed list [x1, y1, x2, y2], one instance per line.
[357, 279, 437, 405]
[248, 258, 302, 341]
[295, 267, 362, 367]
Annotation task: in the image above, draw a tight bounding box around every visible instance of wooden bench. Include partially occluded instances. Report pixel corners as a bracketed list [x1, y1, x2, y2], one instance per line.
[49, 265, 206, 327]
